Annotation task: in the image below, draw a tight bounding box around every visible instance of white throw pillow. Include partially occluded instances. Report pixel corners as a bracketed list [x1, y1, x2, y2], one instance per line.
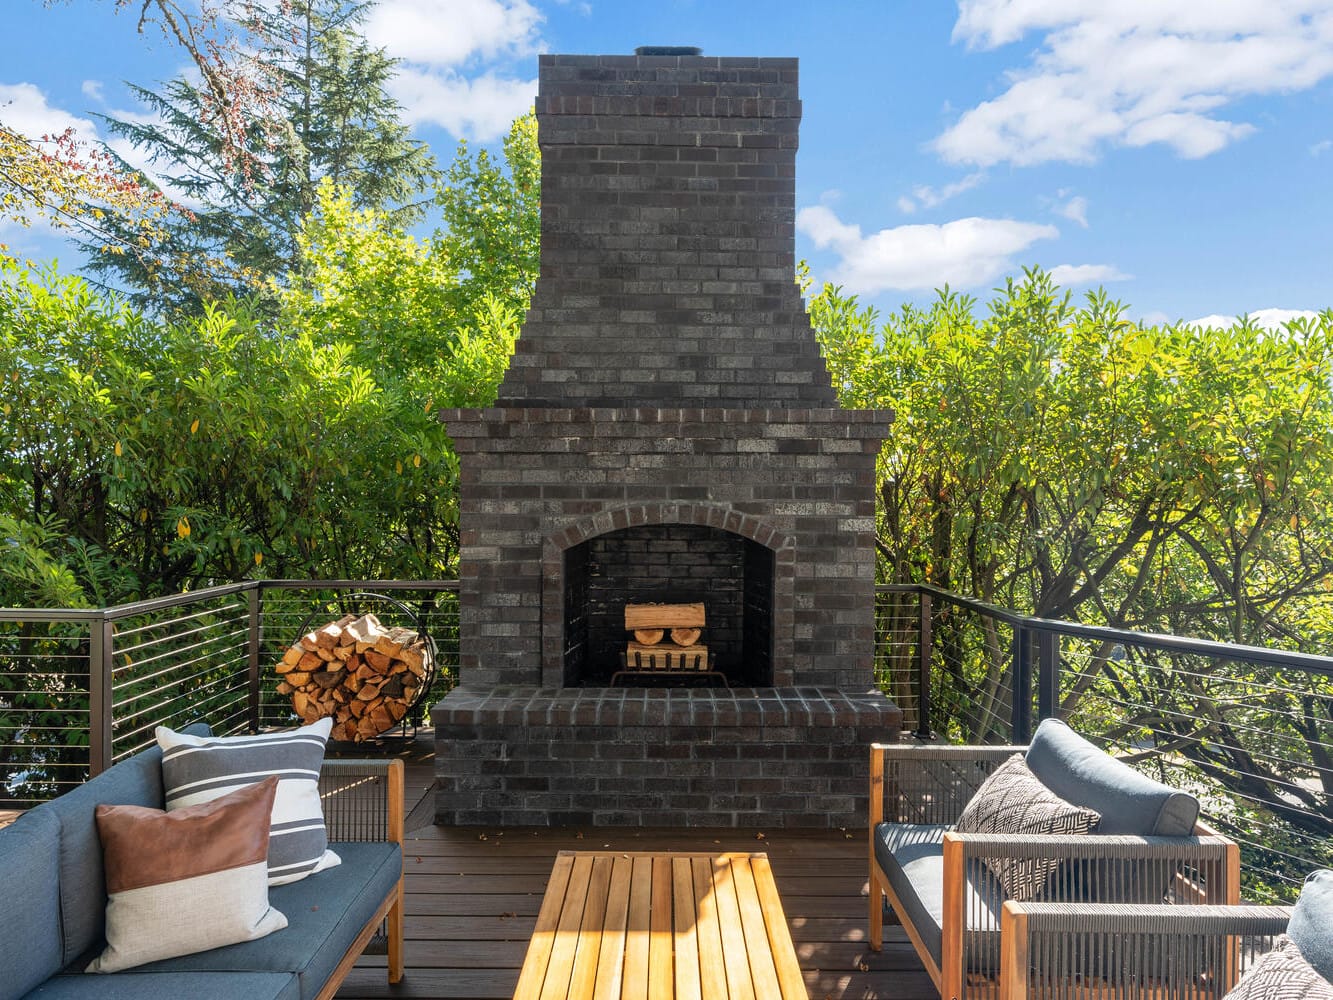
[156, 717, 341, 885]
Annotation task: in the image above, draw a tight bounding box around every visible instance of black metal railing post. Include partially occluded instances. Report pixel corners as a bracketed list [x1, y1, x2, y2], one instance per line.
[1011, 624, 1032, 742]
[916, 588, 933, 739]
[247, 584, 262, 733]
[89, 613, 115, 776]
[1036, 628, 1059, 723]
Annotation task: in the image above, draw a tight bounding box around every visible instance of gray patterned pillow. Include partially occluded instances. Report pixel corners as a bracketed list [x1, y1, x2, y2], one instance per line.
[1224, 936, 1333, 1000]
[157, 717, 341, 885]
[955, 752, 1101, 900]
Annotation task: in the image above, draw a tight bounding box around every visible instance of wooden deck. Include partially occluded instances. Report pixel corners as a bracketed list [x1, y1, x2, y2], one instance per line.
[332, 735, 934, 1000]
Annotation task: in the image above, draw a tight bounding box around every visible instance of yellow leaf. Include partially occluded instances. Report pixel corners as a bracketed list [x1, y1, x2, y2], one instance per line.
[254, 552, 263, 566]
[424, 398, 433, 415]
[114, 440, 122, 456]
[395, 459, 403, 474]
[176, 516, 190, 539]
[138, 508, 148, 523]
[413, 454, 422, 468]
[190, 418, 200, 434]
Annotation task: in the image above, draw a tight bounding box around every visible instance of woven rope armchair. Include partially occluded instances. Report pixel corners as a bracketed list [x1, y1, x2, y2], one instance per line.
[869, 729, 1241, 1000]
[999, 903, 1292, 1000]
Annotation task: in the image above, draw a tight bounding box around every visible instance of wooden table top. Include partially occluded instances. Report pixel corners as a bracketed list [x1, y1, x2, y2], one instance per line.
[513, 850, 808, 1000]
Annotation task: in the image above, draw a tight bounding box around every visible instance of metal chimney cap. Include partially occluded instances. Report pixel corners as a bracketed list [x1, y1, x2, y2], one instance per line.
[634, 46, 703, 56]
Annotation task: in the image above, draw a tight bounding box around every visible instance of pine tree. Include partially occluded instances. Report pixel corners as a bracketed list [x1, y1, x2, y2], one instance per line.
[85, 0, 436, 312]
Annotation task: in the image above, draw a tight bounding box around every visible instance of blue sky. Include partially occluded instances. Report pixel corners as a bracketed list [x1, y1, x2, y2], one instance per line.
[3, 0, 1332, 327]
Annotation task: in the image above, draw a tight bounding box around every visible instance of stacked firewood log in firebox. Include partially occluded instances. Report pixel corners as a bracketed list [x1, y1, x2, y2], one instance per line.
[623, 602, 708, 671]
[275, 613, 428, 741]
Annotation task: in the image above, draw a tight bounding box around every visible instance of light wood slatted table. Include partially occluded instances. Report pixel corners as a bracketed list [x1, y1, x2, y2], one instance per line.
[514, 850, 807, 999]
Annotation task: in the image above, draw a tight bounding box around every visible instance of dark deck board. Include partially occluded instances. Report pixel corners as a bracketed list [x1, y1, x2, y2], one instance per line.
[336, 819, 931, 999]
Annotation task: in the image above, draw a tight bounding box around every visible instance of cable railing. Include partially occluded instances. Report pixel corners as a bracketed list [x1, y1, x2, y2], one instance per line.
[0, 580, 458, 808]
[2, 578, 1327, 901]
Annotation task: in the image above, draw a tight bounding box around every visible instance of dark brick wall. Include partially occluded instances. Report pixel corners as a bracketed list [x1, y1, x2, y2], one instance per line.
[497, 54, 836, 409]
[441, 406, 890, 690]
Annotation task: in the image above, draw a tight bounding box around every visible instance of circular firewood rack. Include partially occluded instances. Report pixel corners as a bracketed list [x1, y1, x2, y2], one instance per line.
[287, 591, 438, 744]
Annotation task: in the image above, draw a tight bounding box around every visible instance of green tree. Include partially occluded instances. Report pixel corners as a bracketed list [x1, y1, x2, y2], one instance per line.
[84, 0, 436, 311]
[809, 271, 1333, 880]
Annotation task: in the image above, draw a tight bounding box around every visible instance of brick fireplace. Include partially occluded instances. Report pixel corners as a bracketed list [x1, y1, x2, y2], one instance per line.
[432, 49, 902, 828]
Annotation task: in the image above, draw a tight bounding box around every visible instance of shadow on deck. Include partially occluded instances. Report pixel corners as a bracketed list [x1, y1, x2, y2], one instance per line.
[332, 733, 933, 1000]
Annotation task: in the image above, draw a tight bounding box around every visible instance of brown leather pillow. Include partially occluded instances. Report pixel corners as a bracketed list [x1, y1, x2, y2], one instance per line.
[87, 775, 288, 973]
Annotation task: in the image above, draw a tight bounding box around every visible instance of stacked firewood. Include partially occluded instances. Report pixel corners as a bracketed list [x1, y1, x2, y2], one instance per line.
[624, 602, 708, 670]
[275, 612, 428, 741]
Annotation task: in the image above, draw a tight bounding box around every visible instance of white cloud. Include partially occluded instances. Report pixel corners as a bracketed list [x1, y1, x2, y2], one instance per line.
[1055, 195, 1088, 227]
[389, 67, 536, 142]
[1311, 139, 1332, 156]
[1186, 308, 1320, 331]
[936, 2, 1333, 166]
[364, 0, 543, 140]
[898, 171, 986, 214]
[366, 0, 542, 66]
[81, 80, 105, 104]
[797, 204, 1058, 294]
[1, 81, 99, 143]
[1048, 263, 1129, 285]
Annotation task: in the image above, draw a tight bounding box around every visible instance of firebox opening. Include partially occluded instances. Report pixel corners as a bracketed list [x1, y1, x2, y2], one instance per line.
[563, 524, 775, 687]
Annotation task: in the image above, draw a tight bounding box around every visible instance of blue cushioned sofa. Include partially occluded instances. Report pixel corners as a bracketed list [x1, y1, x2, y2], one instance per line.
[869, 719, 1240, 1000]
[0, 726, 404, 1000]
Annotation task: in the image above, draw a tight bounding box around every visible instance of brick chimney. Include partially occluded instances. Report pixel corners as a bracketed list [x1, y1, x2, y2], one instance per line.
[433, 51, 902, 829]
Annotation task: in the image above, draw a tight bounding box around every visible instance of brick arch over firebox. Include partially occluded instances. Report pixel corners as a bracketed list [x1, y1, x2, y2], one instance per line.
[540, 503, 797, 688]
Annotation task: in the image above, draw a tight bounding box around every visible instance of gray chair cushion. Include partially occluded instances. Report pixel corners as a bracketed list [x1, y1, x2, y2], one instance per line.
[1289, 869, 1333, 983]
[0, 809, 65, 997]
[873, 823, 1005, 971]
[1025, 718, 1199, 836]
[133, 841, 400, 1000]
[22, 971, 300, 1000]
[45, 723, 213, 967]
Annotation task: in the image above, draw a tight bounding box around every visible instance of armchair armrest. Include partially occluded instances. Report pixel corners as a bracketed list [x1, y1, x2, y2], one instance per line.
[999, 902, 1293, 1000]
[941, 832, 1241, 1000]
[318, 758, 404, 844]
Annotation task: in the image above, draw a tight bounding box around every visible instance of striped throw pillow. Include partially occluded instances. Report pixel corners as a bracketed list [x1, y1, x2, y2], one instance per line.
[87, 776, 287, 973]
[156, 717, 341, 885]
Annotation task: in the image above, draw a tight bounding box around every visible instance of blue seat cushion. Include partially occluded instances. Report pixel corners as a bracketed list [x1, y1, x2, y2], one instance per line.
[134, 841, 400, 1000]
[1289, 869, 1333, 982]
[0, 809, 65, 997]
[873, 822, 1005, 972]
[1025, 719, 1198, 836]
[22, 971, 300, 1000]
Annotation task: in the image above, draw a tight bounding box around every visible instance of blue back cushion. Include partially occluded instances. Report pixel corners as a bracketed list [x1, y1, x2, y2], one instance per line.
[45, 723, 212, 967]
[45, 745, 167, 966]
[0, 808, 65, 995]
[1289, 869, 1332, 982]
[1025, 719, 1199, 836]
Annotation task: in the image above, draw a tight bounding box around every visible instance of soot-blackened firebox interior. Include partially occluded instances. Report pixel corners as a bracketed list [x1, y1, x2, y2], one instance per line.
[562, 524, 774, 687]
